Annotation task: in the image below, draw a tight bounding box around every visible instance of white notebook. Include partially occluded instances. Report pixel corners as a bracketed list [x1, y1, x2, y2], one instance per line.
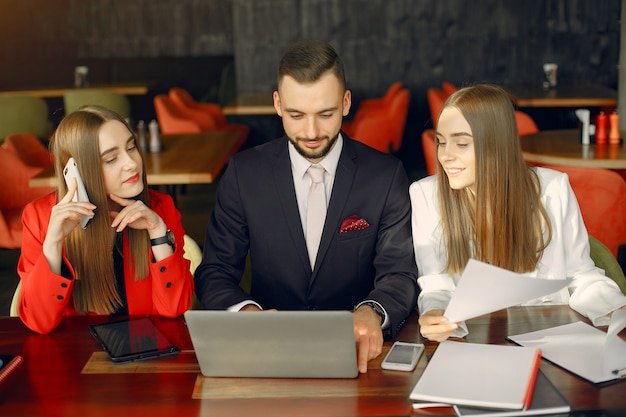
[452, 370, 570, 416]
[409, 341, 541, 410]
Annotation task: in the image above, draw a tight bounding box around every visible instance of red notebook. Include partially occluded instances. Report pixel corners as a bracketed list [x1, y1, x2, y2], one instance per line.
[410, 341, 541, 410]
[0, 355, 24, 385]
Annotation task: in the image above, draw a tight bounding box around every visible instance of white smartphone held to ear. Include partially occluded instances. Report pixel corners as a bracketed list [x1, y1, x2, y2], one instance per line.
[63, 157, 93, 228]
[381, 341, 424, 371]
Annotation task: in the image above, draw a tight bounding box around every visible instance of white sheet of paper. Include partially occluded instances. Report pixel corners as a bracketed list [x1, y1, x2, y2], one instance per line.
[509, 311, 626, 384]
[443, 259, 571, 323]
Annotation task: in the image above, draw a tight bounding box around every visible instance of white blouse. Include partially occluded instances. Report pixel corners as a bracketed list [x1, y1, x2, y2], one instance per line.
[410, 167, 626, 337]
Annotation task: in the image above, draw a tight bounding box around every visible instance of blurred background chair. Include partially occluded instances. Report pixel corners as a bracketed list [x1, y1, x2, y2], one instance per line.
[153, 94, 202, 135]
[540, 164, 626, 264]
[64, 89, 131, 119]
[348, 88, 410, 153]
[9, 280, 20, 317]
[515, 110, 539, 136]
[441, 81, 458, 96]
[183, 234, 203, 275]
[589, 235, 626, 294]
[169, 87, 249, 141]
[0, 133, 54, 249]
[168, 89, 219, 131]
[421, 129, 437, 176]
[0, 95, 54, 139]
[358, 81, 404, 111]
[343, 81, 404, 136]
[426, 87, 447, 127]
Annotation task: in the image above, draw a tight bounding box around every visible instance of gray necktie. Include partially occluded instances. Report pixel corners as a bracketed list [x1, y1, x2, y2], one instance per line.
[306, 165, 326, 268]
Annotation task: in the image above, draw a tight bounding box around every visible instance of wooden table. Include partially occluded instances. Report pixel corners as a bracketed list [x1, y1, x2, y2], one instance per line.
[0, 306, 623, 416]
[0, 83, 151, 98]
[29, 131, 245, 189]
[222, 91, 276, 115]
[520, 129, 626, 169]
[505, 84, 617, 108]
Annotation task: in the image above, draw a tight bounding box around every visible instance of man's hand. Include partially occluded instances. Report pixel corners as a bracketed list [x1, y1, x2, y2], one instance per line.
[353, 305, 384, 373]
[240, 304, 262, 311]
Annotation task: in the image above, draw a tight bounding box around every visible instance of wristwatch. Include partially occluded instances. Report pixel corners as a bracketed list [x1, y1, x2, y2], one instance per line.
[357, 301, 385, 324]
[150, 230, 175, 248]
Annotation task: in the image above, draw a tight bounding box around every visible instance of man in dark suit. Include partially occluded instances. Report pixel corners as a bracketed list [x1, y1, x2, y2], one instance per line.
[194, 40, 418, 373]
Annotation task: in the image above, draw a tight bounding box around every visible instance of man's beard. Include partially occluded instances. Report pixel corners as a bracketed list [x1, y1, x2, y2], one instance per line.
[288, 133, 338, 161]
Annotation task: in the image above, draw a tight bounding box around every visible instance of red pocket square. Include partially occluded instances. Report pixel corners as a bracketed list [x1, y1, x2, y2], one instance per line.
[340, 215, 370, 233]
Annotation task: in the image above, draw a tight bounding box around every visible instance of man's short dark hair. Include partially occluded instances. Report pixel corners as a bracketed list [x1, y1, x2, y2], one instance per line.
[277, 40, 346, 89]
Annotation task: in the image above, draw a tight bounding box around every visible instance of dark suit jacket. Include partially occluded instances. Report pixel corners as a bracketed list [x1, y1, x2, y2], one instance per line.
[194, 135, 418, 338]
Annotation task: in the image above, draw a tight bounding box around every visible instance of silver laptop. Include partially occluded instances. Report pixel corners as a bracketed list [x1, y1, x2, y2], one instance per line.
[184, 310, 358, 378]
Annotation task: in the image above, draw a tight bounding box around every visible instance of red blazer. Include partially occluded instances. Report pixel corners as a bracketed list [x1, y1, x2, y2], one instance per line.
[18, 190, 194, 334]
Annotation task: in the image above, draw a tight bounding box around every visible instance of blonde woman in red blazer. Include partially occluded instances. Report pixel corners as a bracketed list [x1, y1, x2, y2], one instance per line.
[18, 106, 193, 334]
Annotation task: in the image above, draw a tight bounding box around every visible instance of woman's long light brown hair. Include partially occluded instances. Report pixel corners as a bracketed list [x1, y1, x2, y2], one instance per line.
[50, 105, 151, 314]
[435, 85, 552, 275]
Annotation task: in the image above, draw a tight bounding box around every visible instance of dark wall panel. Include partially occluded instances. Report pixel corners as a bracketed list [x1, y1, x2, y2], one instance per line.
[230, 0, 620, 173]
[0, 0, 620, 173]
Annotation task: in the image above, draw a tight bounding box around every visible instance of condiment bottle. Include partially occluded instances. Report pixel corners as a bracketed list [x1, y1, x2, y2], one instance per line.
[609, 112, 620, 145]
[149, 119, 161, 152]
[595, 112, 607, 144]
[137, 120, 147, 153]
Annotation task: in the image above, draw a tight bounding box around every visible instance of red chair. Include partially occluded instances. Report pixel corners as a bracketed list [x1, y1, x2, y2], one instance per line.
[353, 82, 404, 113]
[441, 81, 458, 96]
[515, 111, 539, 136]
[168, 87, 249, 141]
[540, 164, 626, 258]
[421, 129, 437, 176]
[427, 87, 447, 128]
[348, 88, 410, 153]
[153, 95, 202, 135]
[0, 133, 54, 248]
[343, 82, 404, 137]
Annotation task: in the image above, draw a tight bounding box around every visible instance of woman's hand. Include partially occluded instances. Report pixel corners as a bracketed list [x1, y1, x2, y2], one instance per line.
[109, 193, 165, 235]
[45, 178, 96, 245]
[43, 178, 96, 273]
[418, 309, 459, 342]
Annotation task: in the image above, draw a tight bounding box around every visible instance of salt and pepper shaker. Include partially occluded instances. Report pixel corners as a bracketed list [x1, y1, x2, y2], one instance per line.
[609, 111, 620, 145]
[575, 109, 590, 145]
[149, 119, 161, 152]
[137, 120, 147, 153]
[595, 112, 607, 144]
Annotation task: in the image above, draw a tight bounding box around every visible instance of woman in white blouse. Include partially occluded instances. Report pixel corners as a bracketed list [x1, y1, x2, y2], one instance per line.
[410, 84, 626, 342]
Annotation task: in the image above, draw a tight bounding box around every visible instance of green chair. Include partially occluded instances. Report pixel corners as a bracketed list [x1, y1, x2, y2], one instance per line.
[0, 95, 53, 139]
[589, 235, 626, 295]
[63, 89, 131, 119]
[10, 280, 20, 317]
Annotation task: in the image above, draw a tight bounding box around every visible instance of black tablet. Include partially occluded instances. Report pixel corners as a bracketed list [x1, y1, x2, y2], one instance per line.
[89, 317, 179, 363]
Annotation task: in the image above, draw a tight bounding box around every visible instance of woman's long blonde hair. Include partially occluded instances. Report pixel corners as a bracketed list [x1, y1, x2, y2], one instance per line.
[435, 85, 552, 275]
[50, 105, 150, 314]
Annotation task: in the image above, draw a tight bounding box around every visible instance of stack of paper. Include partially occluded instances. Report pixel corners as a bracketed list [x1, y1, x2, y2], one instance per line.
[409, 341, 541, 410]
[444, 259, 571, 323]
[508, 309, 626, 385]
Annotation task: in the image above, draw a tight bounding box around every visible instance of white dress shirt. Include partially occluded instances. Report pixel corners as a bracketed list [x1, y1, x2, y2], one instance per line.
[410, 167, 626, 337]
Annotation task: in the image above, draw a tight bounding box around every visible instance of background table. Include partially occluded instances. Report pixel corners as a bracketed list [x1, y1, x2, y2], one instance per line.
[0, 306, 624, 416]
[505, 84, 617, 108]
[29, 131, 245, 189]
[222, 91, 275, 115]
[0, 83, 151, 98]
[520, 129, 626, 169]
